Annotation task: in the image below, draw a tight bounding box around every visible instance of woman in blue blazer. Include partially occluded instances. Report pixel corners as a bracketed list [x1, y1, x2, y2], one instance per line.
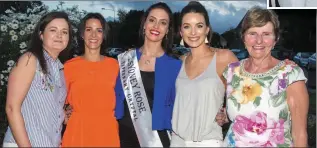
[115, 2, 181, 148]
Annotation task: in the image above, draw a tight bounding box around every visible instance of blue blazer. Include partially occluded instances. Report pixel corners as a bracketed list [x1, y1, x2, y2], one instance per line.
[115, 48, 182, 130]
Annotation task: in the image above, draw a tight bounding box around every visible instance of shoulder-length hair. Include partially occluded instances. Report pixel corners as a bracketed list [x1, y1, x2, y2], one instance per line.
[76, 13, 110, 55]
[28, 11, 73, 74]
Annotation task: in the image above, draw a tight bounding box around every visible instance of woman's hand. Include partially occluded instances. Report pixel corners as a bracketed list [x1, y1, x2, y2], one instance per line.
[64, 104, 73, 124]
[215, 107, 229, 126]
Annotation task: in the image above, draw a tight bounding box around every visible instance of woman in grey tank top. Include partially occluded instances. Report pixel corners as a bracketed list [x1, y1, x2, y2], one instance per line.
[3, 12, 73, 147]
[171, 2, 238, 147]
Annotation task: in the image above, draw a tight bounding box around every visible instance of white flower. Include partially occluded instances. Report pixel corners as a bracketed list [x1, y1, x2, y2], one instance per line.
[7, 67, 12, 72]
[19, 30, 25, 36]
[25, 27, 30, 32]
[7, 60, 15, 67]
[9, 30, 16, 35]
[0, 74, 4, 80]
[12, 24, 18, 30]
[4, 76, 8, 81]
[27, 8, 32, 13]
[12, 20, 19, 24]
[20, 49, 27, 54]
[27, 24, 35, 30]
[8, 23, 13, 28]
[19, 42, 27, 49]
[11, 35, 18, 41]
[1, 25, 7, 32]
[17, 14, 27, 20]
[5, 9, 13, 14]
[1, 81, 4, 86]
[10, 7, 16, 11]
[2, 70, 8, 74]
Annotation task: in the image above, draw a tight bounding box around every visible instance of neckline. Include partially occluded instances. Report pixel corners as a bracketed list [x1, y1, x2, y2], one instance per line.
[78, 56, 106, 63]
[137, 48, 166, 59]
[183, 51, 216, 81]
[240, 59, 285, 78]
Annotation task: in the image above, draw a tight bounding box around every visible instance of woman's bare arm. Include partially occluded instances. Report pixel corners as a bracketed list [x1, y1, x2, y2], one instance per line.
[215, 49, 239, 125]
[287, 80, 309, 147]
[5, 52, 36, 147]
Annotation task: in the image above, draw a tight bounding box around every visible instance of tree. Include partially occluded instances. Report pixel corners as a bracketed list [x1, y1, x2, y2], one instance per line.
[117, 9, 127, 23]
[173, 12, 181, 45]
[221, 27, 239, 49]
[0, 1, 43, 15]
[210, 32, 221, 48]
[117, 10, 144, 48]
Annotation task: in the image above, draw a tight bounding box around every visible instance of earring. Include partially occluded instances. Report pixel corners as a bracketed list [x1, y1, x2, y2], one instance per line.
[205, 37, 208, 43]
[180, 39, 184, 46]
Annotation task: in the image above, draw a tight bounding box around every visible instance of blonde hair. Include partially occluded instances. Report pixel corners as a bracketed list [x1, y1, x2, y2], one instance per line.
[241, 6, 280, 41]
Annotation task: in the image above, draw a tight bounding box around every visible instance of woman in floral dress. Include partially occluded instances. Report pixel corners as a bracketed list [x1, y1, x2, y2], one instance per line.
[220, 7, 309, 147]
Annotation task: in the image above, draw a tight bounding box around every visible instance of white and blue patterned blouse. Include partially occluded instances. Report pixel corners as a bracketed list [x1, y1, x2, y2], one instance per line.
[4, 50, 66, 147]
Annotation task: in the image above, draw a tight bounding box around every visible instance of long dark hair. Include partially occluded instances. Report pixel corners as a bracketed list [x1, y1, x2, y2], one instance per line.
[138, 2, 174, 55]
[179, 1, 212, 45]
[28, 11, 73, 74]
[76, 13, 110, 55]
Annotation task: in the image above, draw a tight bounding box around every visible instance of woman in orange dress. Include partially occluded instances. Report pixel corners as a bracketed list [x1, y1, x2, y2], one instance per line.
[61, 13, 119, 147]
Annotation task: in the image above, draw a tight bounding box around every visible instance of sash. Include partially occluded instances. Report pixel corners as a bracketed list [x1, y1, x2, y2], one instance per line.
[118, 50, 163, 147]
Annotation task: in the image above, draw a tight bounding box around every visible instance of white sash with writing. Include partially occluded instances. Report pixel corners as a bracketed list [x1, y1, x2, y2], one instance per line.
[118, 50, 163, 147]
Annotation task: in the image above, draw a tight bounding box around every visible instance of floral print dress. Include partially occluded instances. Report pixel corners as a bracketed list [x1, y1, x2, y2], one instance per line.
[223, 59, 307, 147]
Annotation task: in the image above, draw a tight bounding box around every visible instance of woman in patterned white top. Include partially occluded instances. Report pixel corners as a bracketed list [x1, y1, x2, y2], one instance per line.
[3, 11, 73, 147]
[217, 6, 309, 147]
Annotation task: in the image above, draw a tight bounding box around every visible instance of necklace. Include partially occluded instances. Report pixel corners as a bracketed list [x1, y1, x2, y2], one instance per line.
[144, 59, 151, 65]
[140, 48, 163, 65]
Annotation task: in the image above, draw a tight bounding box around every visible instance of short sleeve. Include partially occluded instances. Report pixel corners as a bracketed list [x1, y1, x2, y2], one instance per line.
[287, 66, 307, 86]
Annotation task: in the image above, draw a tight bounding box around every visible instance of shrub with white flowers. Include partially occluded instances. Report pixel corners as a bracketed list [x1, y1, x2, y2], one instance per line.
[0, 5, 47, 95]
[0, 3, 87, 93]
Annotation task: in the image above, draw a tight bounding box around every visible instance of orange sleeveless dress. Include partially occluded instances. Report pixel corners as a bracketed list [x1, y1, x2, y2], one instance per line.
[61, 56, 119, 147]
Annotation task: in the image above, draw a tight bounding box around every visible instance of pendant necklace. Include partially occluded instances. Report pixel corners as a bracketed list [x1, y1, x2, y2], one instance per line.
[140, 48, 163, 65]
[144, 59, 151, 65]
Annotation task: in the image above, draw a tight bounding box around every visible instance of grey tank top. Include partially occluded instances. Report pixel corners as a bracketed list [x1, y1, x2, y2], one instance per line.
[172, 52, 225, 141]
